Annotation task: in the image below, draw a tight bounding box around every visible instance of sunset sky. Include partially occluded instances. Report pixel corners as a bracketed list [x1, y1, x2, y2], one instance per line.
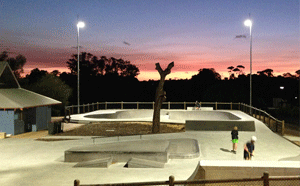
[0, 0, 299, 81]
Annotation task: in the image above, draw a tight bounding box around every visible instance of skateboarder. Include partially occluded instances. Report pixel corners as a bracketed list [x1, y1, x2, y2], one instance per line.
[244, 136, 257, 160]
[231, 126, 238, 153]
[195, 101, 200, 110]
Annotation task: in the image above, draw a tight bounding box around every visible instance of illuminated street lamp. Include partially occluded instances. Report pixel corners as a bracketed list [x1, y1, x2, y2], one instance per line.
[244, 17, 252, 113]
[77, 21, 85, 113]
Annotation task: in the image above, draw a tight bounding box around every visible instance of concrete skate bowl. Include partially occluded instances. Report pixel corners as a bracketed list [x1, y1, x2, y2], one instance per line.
[84, 109, 154, 119]
[79, 109, 255, 131]
[83, 109, 240, 120]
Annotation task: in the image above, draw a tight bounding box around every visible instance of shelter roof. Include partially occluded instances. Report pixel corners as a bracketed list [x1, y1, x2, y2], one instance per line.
[0, 61, 62, 109]
[0, 88, 62, 109]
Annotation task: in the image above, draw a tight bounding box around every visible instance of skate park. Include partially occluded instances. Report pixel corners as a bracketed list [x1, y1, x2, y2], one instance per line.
[0, 108, 300, 186]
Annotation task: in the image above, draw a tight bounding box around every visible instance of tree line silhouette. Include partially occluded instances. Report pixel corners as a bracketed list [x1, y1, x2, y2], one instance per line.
[1, 51, 299, 124]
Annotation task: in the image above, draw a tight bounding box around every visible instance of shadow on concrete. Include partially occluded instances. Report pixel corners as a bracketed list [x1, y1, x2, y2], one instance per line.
[220, 148, 232, 153]
[279, 154, 300, 161]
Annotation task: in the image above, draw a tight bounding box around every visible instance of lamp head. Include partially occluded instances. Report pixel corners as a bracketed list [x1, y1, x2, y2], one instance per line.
[244, 19, 252, 27]
[77, 21, 85, 28]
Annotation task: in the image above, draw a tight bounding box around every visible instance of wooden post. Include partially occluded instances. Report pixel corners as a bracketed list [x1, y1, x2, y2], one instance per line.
[263, 172, 269, 186]
[281, 120, 285, 135]
[259, 111, 262, 121]
[74, 179, 80, 186]
[87, 103, 90, 112]
[68, 108, 71, 122]
[105, 102, 107, 110]
[230, 102, 233, 110]
[215, 102, 218, 110]
[20, 109, 23, 120]
[268, 116, 271, 128]
[238, 102, 240, 110]
[168, 101, 170, 109]
[121, 101, 123, 109]
[64, 107, 67, 120]
[137, 102, 139, 109]
[72, 105, 74, 115]
[169, 175, 175, 186]
[184, 101, 186, 110]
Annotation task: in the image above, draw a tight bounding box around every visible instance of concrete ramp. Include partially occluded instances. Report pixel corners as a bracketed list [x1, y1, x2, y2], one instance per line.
[127, 157, 165, 168]
[65, 138, 200, 164]
[74, 157, 113, 168]
[186, 120, 255, 131]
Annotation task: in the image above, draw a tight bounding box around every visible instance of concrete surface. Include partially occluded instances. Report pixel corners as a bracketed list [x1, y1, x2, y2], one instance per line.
[127, 157, 165, 168]
[0, 110, 299, 186]
[65, 138, 199, 163]
[186, 120, 255, 131]
[74, 157, 113, 168]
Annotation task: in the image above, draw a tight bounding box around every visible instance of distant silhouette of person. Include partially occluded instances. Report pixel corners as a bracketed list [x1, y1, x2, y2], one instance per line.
[244, 136, 257, 160]
[231, 126, 238, 154]
[195, 101, 200, 110]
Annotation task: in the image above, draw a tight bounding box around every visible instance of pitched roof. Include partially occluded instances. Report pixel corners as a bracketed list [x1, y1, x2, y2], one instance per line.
[0, 88, 62, 109]
[0, 61, 62, 109]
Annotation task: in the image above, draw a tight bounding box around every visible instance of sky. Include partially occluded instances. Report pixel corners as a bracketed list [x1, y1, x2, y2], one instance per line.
[0, 0, 299, 81]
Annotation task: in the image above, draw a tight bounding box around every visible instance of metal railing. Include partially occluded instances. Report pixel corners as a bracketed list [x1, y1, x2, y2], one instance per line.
[64, 102, 285, 135]
[74, 172, 300, 186]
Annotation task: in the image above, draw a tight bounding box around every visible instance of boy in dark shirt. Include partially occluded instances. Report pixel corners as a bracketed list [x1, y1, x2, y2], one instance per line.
[244, 136, 257, 160]
[231, 126, 238, 153]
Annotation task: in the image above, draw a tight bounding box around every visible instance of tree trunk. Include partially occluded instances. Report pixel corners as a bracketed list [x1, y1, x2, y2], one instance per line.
[152, 62, 174, 133]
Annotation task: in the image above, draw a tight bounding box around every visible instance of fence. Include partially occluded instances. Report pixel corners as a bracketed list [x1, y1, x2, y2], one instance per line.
[74, 172, 300, 186]
[65, 102, 241, 115]
[64, 102, 285, 135]
[239, 103, 285, 135]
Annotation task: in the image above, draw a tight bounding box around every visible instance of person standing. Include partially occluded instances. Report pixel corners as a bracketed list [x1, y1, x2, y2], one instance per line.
[244, 136, 257, 160]
[231, 126, 238, 153]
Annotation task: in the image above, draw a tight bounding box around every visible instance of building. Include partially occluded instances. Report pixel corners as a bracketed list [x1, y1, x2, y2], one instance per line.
[0, 62, 61, 135]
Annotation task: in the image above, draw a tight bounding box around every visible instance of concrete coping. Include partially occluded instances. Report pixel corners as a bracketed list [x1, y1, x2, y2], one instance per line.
[200, 160, 300, 168]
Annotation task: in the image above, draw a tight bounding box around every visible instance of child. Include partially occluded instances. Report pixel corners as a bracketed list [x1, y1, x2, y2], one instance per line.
[231, 126, 238, 153]
[244, 136, 257, 160]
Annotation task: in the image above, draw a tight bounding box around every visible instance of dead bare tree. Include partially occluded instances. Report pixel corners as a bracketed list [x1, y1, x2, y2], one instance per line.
[152, 62, 174, 133]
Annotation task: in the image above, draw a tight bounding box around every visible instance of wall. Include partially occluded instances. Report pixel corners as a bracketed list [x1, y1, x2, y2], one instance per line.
[0, 110, 14, 135]
[36, 106, 51, 130]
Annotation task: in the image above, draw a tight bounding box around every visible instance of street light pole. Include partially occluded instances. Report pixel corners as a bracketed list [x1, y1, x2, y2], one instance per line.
[244, 16, 252, 113]
[77, 21, 85, 114]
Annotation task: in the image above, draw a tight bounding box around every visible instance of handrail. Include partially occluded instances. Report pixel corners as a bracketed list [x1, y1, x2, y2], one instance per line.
[241, 103, 281, 122]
